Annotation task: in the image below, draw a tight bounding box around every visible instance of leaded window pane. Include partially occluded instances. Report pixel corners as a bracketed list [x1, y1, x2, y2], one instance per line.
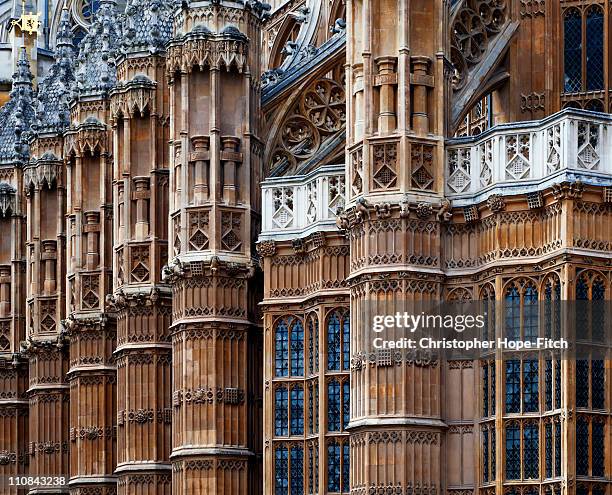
[524, 423, 539, 478]
[523, 360, 539, 413]
[342, 381, 350, 430]
[491, 365, 496, 414]
[290, 385, 304, 435]
[505, 360, 520, 413]
[523, 285, 538, 341]
[342, 443, 350, 493]
[491, 429, 496, 479]
[342, 315, 350, 371]
[327, 441, 341, 492]
[276, 445, 289, 495]
[555, 359, 561, 409]
[505, 286, 520, 340]
[592, 360, 605, 409]
[328, 313, 341, 371]
[275, 386, 289, 436]
[555, 421, 561, 476]
[291, 321, 304, 376]
[576, 360, 589, 408]
[592, 421, 605, 477]
[505, 425, 521, 479]
[483, 428, 490, 482]
[328, 380, 341, 432]
[276, 319, 290, 377]
[290, 445, 304, 495]
[564, 9, 582, 92]
[545, 423, 553, 478]
[586, 7, 604, 91]
[545, 359, 552, 411]
[576, 417, 589, 476]
[483, 362, 489, 416]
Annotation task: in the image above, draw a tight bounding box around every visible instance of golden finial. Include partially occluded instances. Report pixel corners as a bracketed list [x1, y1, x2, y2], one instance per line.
[11, 0, 41, 35]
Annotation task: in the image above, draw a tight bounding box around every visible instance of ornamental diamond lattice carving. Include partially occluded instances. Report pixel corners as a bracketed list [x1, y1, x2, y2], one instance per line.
[328, 175, 345, 216]
[577, 122, 600, 170]
[505, 134, 531, 179]
[546, 124, 561, 173]
[272, 187, 294, 229]
[479, 139, 493, 187]
[447, 148, 471, 193]
[188, 210, 210, 251]
[411, 143, 435, 190]
[372, 142, 398, 190]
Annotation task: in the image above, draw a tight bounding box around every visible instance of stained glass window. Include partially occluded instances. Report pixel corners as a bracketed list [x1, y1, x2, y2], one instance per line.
[586, 6, 604, 91]
[564, 9, 582, 92]
[291, 320, 304, 376]
[290, 445, 304, 495]
[505, 424, 521, 479]
[275, 386, 289, 436]
[523, 360, 538, 413]
[576, 417, 589, 476]
[290, 385, 304, 435]
[328, 440, 341, 492]
[276, 319, 290, 377]
[505, 360, 520, 413]
[592, 420, 604, 477]
[523, 285, 538, 341]
[276, 445, 289, 494]
[328, 380, 341, 431]
[342, 381, 350, 430]
[524, 423, 539, 478]
[505, 286, 520, 340]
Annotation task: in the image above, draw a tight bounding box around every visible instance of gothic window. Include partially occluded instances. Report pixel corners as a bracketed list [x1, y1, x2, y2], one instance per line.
[545, 422, 553, 478]
[592, 420, 605, 477]
[555, 420, 561, 476]
[505, 360, 521, 413]
[276, 444, 289, 494]
[545, 359, 553, 411]
[586, 6, 604, 91]
[523, 422, 539, 479]
[307, 441, 318, 495]
[342, 381, 350, 430]
[505, 423, 521, 479]
[307, 381, 318, 435]
[544, 277, 561, 339]
[555, 359, 561, 409]
[577, 359, 605, 409]
[481, 285, 495, 341]
[545, 417, 562, 479]
[328, 380, 341, 432]
[290, 445, 304, 495]
[327, 439, 350, 493]
[577, 360, 590, 408]
[483, 362, 489, 417]
[505, 285, 521, 339]
[491, 426, 496, 478]
[290, 384, 304, 435]
[523, 360, 539, 413]
[591, 360, 604, 409]
[576, 417, 589, 476]
[564, 9, 582, 92]
[523, 285, 538, 341]
[275, 385, 289, 436]
[307, 314, 319, 375]
[327, 309, 350, 371]
[275, 317, 304, 377]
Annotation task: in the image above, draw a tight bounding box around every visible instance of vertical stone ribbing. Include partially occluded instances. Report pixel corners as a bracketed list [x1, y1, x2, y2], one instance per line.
[164, 1, 266, 492]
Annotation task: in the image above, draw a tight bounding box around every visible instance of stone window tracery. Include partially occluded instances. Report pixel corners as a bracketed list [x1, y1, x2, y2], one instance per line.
[275, 316, 304, 377]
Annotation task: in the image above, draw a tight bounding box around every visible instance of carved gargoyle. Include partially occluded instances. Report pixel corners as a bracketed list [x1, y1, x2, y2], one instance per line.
[436, 198, 452, 222]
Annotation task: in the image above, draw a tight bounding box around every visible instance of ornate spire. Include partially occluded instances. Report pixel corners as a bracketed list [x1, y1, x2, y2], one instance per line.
[33, 7, 75, 134]
[73, 0, 121, 98]
[0, 47, 35, 164]
[120, 0, 178, 55]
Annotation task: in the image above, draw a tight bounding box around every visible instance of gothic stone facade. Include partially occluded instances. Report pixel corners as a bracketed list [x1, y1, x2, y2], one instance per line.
[0, 0, 610, 494]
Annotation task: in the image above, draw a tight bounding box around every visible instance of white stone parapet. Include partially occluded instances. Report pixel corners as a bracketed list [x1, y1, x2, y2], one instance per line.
[260, 164, 345, 240]
[446, 108, 612, 205]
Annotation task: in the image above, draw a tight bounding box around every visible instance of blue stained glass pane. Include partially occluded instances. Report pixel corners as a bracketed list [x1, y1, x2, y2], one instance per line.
[524, 424, 539, 478]
[275, 445, 289, 495]
[342, 443, 350, 493]
[275, 386, 289, 436]
[586, 7, 604, 91]
[523, 285, 538, 341]
[564, 9, 582, 92]
[290, 386, 304, 435]
[328, 313, 341, 370]
[342, 314, 350, 371]
[505, 286, 520, 340]
[276, 319, 289, 377]
[342, 381, 350, 430]
[505, 360, 520, 413]
[290, 445, 304, 495]
[523, 360, 539, 413]
[328, 380, 341, 431]
[291, 320, 304, 376]
[327, 441, 341, 492]
[505, 425, 521, 479]
[81, 0, 100, 21]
